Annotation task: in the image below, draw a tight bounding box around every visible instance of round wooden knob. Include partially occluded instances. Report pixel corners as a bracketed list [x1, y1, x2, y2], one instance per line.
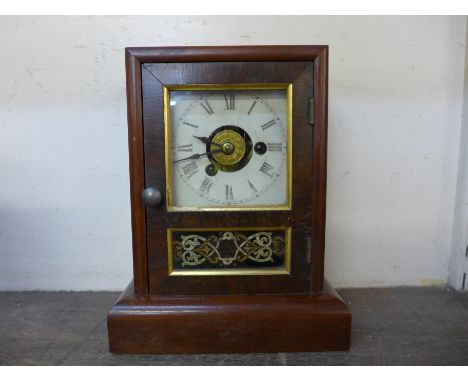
[141, 187, 162, 207]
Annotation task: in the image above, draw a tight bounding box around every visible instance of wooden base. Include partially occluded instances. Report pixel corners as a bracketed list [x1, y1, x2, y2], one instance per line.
[107, 280, 351, 354]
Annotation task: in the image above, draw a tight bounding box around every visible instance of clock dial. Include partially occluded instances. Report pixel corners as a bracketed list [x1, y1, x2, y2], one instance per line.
[167, 88, 290, 209]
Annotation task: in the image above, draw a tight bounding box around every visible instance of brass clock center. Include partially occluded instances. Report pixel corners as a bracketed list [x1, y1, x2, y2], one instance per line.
[211, 130, 246, 166]
[222, 142, 235, 155]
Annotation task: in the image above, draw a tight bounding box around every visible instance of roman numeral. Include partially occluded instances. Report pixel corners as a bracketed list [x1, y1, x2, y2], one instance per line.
[181, 161, 198, 179]
[183, 121, 198, 128]
[199, 177, 213, 194]
[261, 119, 276, 130]
[225, 184, 234, 200]
[267, 143, 282, 152]
[177, 144, 193, 152]
[248, 180, 258, 194]
[224, 93, 235, 110]
[200, 100, 214, 115]
[259, 161, 275, 177]
[247, 100, 257, 115]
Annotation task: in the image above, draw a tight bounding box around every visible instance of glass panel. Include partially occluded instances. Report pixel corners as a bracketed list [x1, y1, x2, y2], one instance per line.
[169, 228, 290, 275]
[166, 87, 290, 210]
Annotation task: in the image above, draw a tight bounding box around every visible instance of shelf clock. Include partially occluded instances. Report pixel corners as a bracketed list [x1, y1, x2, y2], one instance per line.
[107, 46, 351, 354]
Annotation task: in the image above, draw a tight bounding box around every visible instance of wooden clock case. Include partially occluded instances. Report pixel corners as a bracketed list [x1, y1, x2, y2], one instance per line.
[107, 46, 351, 354]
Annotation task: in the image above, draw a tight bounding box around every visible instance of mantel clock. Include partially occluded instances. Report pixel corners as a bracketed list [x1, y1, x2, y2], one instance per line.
[107, 46, 351, 354]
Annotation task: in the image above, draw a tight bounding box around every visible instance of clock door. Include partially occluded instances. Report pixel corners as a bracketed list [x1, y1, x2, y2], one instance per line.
[140, 56, 319, 296]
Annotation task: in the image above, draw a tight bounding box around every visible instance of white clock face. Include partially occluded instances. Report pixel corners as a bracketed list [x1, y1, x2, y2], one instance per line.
[167, 88, 289, 209]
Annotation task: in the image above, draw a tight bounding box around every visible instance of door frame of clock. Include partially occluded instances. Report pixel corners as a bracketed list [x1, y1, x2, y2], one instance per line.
[124, 45, 329, 296]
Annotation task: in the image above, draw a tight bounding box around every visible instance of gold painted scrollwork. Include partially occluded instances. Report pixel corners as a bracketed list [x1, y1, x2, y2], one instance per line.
[173, 231, 285, 268]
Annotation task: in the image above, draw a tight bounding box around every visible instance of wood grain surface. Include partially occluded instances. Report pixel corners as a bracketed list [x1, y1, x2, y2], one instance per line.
[125, 45, 328, 295]
[113, 46, 351, 354]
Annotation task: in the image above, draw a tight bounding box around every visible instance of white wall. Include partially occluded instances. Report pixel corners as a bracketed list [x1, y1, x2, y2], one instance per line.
[449, 21, 468, 290]
[0, 16, 466, 290]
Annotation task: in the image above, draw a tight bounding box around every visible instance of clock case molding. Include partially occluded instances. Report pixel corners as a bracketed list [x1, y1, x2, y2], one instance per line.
[107, 46, 351, 354]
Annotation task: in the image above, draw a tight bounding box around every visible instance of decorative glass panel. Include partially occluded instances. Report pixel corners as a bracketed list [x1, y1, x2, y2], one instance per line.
[168, 228, 291, 276]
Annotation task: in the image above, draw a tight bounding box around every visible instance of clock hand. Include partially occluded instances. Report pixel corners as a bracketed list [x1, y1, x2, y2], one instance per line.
[173, 149, 223, 163]
[193, 136, 223, 148]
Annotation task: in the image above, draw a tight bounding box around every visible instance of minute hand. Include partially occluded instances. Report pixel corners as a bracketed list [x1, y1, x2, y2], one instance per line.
[173, 149, 223, 163]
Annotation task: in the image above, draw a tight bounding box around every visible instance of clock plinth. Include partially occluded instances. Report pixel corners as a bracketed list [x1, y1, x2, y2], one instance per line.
[107, 279, 351, 354]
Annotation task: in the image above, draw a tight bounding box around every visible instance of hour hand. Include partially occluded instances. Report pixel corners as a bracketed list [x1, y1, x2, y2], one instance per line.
[173, 149, 223, 163]
[193, 136, 223, 148]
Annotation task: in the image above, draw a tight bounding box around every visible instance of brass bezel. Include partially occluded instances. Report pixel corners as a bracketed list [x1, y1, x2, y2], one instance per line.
[167, 227, 292, 277]
[164, 84, 293, 212]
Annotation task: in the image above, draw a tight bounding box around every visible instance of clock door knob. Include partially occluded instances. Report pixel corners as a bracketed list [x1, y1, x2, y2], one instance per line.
[141, 187, 163, 207]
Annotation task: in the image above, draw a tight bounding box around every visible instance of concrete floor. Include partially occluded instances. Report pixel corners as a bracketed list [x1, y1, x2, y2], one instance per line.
[0, 287, 467, 365]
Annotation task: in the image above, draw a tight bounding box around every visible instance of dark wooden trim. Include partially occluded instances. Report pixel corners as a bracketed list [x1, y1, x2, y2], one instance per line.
[125, 49, 148, 295]
[108, 278, 351, 354]
[125, 45, 327, 63]
[311, 46, 328, 292]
